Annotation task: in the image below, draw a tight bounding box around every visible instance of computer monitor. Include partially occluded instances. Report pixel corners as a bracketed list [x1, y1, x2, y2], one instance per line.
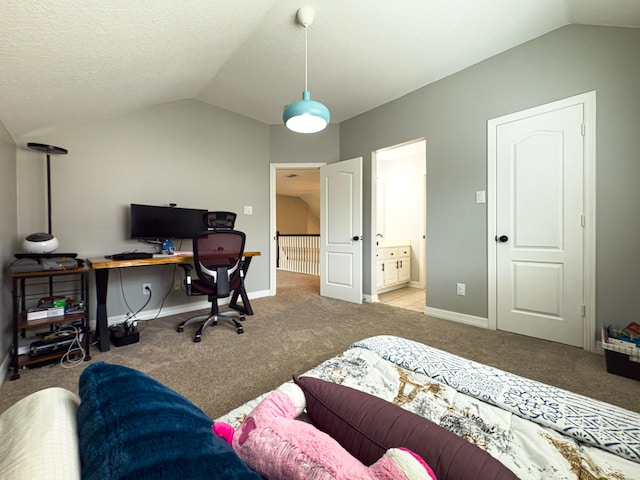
[130, 204, 208, 241]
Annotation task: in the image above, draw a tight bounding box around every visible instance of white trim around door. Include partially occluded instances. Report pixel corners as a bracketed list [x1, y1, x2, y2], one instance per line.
[487, 91, 596, 351]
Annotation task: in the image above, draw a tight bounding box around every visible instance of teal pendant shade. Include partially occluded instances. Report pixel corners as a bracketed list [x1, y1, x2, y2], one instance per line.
[283, 7, 330, 134]
[283, 90, 330, 134]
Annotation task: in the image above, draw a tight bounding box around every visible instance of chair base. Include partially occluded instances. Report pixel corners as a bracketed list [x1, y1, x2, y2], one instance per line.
[177, 311, 245, 342]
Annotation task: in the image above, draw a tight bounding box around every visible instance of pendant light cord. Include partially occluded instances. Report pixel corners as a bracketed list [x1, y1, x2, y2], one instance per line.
[304, 25, 308, 91]
[283, 7, 329, 132]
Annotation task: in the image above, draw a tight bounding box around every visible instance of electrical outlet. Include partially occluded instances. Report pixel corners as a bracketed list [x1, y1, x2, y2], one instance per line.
[456, 283, 466, 296]
[174, 278, 182, 290]
[143, 283, 151, 295]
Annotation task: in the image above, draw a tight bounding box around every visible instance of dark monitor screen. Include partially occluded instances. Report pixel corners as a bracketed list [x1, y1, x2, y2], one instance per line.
[130, 204, 207, 240]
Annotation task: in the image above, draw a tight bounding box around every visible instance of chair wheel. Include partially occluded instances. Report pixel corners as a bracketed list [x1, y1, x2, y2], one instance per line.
[237, 326, 244, 334]
[193, 336, 201, 343]
[177, 326, 184, 333]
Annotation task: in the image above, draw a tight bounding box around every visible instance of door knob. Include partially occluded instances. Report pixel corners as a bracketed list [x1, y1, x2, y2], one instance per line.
[495, 235, 509, 243]
[352, 235, 361, 241]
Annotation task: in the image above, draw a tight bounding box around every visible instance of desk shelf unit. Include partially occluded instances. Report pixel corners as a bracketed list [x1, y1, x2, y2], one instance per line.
[10, 265, 91, 380]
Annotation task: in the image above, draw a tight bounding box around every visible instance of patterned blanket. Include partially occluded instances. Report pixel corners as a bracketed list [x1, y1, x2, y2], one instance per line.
[217, 335, 640, 479]
[355, 335, 640, 463]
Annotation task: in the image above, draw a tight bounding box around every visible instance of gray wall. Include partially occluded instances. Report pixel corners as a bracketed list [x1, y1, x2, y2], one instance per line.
[270, 124, 340, 164]
[10, 103, 340, 328]
[16, 100, 271, 320]
[276, 195, 319, 234]
[7, 24, 639, 343]
[340, 24, 640, 328]
[0, 121, 17, 362]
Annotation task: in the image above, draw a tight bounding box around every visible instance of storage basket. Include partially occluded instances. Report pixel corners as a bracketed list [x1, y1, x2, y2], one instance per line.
[602, 334, 640, 381]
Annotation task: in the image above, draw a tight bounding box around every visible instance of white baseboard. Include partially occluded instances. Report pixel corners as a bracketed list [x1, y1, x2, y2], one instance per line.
[364, 299, 489, 328]
[104, 288, 271, 326]
[424, 306, 488, 329]
[105, 301, 209, 326]
[365, 286, 424, 304]
[424, 309, 609, 353]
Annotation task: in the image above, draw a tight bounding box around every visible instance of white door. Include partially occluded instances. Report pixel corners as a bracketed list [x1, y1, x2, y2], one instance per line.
[320, 157, 363, 303]
[494, 103, 585, 347]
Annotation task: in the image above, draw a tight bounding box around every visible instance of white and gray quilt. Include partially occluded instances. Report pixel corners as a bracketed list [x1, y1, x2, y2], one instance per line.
[217, 335, 640, 479]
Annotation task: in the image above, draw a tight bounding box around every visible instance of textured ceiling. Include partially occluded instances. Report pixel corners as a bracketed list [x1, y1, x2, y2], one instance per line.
[1, 0, 639, 143]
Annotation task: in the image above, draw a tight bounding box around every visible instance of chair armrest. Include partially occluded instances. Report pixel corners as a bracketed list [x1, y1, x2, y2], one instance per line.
[178, 263, 193, 296]
[238, 258, 246, 278]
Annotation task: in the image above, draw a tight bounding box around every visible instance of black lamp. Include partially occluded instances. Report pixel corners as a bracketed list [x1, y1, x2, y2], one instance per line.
[22, 142, 68, 254]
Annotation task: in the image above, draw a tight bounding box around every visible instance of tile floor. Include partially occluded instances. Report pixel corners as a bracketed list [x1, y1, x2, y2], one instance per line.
[378, 286, 425, 313]
[277, 270, 425, 313]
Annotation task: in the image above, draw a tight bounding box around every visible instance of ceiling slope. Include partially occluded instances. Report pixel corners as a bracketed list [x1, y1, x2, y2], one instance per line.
[1, 0, 638, 142]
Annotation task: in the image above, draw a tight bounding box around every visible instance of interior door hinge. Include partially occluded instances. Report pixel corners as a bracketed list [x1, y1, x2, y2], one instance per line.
[581, 123, 585, 136]
[581, 214, 585, 227]
[581, 304, 586, 317]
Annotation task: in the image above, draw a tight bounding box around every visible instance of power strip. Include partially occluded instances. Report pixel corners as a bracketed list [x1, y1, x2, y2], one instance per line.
[109, 324, 140, 347]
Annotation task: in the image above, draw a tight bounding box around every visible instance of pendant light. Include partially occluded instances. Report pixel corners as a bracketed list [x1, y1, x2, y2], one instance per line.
[282, 7, 330, 134]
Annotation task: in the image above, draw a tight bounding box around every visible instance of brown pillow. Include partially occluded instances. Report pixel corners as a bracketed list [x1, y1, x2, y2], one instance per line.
[293, 375, 518, 480]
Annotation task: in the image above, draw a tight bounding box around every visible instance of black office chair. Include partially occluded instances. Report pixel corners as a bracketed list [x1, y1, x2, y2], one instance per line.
[177, 229, 247, 342]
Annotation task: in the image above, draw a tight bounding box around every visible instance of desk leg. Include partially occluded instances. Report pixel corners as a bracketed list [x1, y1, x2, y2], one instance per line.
[229, 257, 254, 316]
[95, 269, 111, 352]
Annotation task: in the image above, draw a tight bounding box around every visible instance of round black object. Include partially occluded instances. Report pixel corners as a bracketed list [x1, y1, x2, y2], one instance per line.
[26, 143, 68, 155]
[25, 232, 55, 242]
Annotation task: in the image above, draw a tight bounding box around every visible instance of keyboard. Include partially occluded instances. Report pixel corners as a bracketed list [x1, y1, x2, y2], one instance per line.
[109, 252, 153, 261]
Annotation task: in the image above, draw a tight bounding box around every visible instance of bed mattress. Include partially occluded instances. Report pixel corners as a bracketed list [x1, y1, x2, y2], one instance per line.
[217, 335, 640, 479]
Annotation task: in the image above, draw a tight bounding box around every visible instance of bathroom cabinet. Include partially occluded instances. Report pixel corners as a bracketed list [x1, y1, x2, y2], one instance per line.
[376, 243, 411, 293]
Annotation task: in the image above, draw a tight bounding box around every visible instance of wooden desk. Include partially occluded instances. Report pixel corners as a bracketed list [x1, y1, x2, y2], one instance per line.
[87, 251, 260, 352]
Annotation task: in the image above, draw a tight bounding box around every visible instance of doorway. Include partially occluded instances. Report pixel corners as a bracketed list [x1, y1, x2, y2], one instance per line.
[487, 91, 596, 350]
[270, 163, 323, 296]
[371, 139, 427, 311]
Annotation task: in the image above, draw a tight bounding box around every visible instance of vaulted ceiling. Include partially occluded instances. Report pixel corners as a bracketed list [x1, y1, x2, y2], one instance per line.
[2, 0, 639, 143]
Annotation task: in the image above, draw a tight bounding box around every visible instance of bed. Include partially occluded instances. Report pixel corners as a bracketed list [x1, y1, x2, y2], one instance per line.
[217, 335, 640, 479]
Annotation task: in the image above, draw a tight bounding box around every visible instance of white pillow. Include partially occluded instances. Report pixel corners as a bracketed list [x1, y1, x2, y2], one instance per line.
[0, 387, 80, 480]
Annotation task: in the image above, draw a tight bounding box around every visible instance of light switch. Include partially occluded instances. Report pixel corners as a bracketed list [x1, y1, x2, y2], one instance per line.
[475, 191, 486, 204]
[243, 205, 253, 215]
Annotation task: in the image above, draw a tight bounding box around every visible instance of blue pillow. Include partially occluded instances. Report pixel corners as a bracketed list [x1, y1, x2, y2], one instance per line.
[77, 362, 260, 480]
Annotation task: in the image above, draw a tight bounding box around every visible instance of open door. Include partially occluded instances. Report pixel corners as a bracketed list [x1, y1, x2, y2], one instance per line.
[320, 157, 363, 303]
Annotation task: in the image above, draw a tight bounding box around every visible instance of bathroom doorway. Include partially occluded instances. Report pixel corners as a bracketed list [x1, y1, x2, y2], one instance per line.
[371, 139, 426, 312]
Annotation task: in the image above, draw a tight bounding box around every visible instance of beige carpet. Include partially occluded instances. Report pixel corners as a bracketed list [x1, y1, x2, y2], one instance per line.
[1, 271, 638, 417]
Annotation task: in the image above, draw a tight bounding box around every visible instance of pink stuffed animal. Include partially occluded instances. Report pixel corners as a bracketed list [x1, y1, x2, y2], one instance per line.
[213, 383, 436, 480]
